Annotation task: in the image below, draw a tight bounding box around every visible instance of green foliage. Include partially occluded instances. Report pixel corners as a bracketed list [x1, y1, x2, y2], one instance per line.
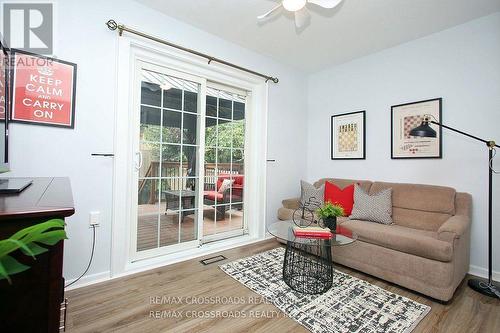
[316, 202, 345, 219]
[0, 219, 67, 283]
[205, 120, 245, 163]
[141, 119, 245, 164]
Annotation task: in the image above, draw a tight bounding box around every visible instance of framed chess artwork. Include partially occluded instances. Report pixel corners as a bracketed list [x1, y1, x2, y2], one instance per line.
[331, 111, 366, 160]
[391, 98, 442, 159]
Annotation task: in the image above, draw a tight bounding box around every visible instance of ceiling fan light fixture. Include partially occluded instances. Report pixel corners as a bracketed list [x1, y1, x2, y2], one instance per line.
[283, 0, 307, 12]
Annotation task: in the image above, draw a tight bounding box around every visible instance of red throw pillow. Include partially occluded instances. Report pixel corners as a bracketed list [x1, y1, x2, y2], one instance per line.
[324, 182, 356, 216]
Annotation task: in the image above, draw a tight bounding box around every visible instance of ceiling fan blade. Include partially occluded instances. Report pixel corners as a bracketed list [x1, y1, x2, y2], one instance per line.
[257, 3, 283, 20]
[294, 7, 311, 28]
[307, 0, 343, 9]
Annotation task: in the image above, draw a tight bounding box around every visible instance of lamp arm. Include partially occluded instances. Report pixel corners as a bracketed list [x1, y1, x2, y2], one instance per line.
[429, 120, 499, 148]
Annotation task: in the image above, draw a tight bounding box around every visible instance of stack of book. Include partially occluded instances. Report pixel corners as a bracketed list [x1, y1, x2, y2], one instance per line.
[293, 226, 332, 239]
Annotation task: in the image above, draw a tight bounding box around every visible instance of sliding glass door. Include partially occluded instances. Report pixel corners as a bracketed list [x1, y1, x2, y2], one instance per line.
[133, 62, 204, 258]
[131, 61, 248, 259]
[202, 84, 247, 242]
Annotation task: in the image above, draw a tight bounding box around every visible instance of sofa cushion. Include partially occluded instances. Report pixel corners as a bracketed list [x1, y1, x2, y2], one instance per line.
[350, 185, 393, 224]
[370, 181, 456, 214]
[282, 198, 300, 210]
[392, 207, 451, 232]
[300, 180, 324, 206]
[340, 219, 453, 262]
[324, 181, 355, 216]
[314, 178, 372, 193]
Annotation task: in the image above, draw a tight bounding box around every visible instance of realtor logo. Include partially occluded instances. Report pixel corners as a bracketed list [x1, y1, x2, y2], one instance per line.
[2, 3, 53, 54]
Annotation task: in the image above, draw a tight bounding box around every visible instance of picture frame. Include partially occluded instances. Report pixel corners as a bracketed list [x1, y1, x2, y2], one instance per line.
[391, 98, 442, 159]
[11, 49, 77, 128]
[331, 110, 366, 160]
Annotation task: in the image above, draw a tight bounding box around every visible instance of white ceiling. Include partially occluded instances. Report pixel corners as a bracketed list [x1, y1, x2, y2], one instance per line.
[136, 0, 500, 73]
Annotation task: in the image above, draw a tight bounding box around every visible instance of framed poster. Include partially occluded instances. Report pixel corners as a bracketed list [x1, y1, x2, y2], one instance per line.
[391, 98, 442, 159]
[331, 111, 366, 160]
[11, 49, 77, 128]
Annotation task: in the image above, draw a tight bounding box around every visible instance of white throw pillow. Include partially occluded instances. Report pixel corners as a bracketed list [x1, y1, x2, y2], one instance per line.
[300, 180, 324, 207]
[218, 179, 234, 193]
[349, 184, 393, 224]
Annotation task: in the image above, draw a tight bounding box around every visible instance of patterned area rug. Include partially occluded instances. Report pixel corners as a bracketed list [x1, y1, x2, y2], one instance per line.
[220, 247, 430, 333]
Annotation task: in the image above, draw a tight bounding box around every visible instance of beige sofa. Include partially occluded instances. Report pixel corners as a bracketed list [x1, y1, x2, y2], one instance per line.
[278, 178, 472, 302]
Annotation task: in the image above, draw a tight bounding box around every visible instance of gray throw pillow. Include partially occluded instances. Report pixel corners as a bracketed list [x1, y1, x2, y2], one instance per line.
[300, 180, 324, 207]
[350, 184, 393, 224]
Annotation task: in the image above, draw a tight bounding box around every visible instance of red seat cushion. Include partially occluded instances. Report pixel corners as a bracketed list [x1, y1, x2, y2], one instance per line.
[204, 191, 223, 201]
[324, 181, 356, 216]
[231, 184, 243, 200]
[216, 174, 244, 191]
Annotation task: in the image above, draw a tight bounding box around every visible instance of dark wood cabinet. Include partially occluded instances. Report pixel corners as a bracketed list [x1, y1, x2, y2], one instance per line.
[0, 177, 74, 333]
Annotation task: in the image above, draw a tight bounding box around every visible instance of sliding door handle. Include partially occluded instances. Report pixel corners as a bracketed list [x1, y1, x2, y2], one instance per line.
[135, 151, 143, 171]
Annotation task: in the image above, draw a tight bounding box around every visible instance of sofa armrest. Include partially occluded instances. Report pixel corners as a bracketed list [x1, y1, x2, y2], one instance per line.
[438, 215, 471, 242]
[282, 198, 300, 210]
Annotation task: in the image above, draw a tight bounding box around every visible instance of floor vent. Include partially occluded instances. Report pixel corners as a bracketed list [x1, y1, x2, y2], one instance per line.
[200, 255, 227, 265]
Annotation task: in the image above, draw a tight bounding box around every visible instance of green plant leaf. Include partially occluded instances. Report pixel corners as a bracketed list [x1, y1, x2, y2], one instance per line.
[5, 239, 36, 259]
[0, 260, 11, 283]
[33, 230, 67, 246]
[23, 242, 49, 256]
[0, 239, 22, 258]
[0, 218, 66, 282]
[0, 255, 30, 282]
[10, 219, 65, 242]
[316, 201, 345, 219]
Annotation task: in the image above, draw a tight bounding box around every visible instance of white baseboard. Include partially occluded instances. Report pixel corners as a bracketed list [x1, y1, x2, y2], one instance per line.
[64, 271, 111, 291]
[65, 265, 498, 291]
[64, 236, 276, 291]
[468, 265, 500, 282]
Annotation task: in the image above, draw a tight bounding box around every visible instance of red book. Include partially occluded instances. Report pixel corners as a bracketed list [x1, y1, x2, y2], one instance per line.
[293, 226, 332, 238]
[295, 233, 332, 239]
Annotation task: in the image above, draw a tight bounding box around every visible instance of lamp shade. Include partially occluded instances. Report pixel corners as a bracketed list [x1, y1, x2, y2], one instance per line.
[409, 122, 437, 138]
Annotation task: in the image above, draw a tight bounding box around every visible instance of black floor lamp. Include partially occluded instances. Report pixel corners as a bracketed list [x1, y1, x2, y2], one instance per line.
[410, 116, 499, 299]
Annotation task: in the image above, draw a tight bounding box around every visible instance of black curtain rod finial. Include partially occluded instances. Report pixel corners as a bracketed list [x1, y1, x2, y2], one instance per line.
[106, 19, 118, 31]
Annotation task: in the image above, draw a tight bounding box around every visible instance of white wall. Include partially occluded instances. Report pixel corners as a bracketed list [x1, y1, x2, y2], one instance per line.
[6, 0, 308, 282]
[306, 13, 500, 278]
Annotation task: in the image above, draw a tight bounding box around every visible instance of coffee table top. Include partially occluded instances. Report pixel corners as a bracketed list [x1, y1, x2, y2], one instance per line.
[267, 220, 358, 247]
[162, 189, 196, 197]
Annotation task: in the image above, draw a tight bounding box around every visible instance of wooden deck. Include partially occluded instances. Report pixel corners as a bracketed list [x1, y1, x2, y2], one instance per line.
[137, 203, 243, 251]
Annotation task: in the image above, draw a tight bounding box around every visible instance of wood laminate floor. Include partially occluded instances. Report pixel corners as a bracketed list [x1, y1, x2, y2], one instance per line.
[66, 240, 500, 333]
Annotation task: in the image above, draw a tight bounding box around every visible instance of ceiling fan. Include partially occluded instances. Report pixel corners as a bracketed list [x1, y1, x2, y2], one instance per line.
[257, 0, 344, 28]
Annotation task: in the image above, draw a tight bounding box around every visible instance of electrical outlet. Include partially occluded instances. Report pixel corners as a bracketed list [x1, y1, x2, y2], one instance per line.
[89, 211, 100, 227]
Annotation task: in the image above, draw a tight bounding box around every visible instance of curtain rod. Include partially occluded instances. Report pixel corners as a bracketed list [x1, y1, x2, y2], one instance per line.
[105, 19, 279, 83]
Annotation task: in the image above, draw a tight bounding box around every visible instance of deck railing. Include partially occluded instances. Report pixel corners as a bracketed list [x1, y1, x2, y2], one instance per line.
[139, 161, 243, 204]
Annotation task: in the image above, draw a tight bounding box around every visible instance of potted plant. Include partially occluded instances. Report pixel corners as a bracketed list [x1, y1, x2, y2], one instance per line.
[316, 202, 345, 232]
[0, 219, 66, 283]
